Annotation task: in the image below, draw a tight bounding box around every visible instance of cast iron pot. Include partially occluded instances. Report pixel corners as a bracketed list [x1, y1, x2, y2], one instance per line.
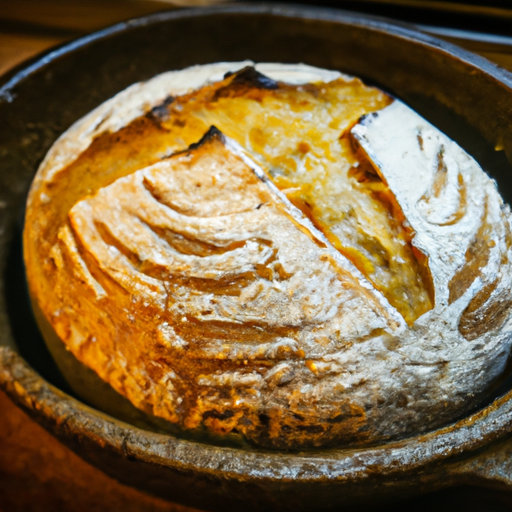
[2, 4, 512, 511]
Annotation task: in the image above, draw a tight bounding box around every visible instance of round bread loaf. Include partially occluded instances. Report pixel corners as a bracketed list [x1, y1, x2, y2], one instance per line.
[24, 62, 512, 449]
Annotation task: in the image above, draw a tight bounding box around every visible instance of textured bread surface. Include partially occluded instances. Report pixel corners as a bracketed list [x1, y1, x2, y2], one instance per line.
[24, 63, 512, 449]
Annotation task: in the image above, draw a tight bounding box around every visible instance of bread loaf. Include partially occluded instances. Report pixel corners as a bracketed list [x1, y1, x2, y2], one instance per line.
[24, 62, 512, 449]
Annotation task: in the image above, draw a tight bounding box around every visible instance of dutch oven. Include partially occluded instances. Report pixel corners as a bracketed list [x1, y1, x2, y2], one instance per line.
[2, 4, 512, 511]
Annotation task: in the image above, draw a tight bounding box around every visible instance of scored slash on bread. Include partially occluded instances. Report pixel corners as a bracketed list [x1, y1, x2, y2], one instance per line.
[353, 102, 512, 341]
[24, 63, 512, 449]
[61, 130, 394, 448]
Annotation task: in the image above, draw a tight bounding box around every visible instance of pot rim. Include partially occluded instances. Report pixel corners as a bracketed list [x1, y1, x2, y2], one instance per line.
[2, 2, 512, 484]
[3, 346, 512, 482]
[2, 2, 512, 99]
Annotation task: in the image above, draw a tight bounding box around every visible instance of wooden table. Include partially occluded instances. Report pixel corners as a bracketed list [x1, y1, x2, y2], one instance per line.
[2, 1, 512, 510]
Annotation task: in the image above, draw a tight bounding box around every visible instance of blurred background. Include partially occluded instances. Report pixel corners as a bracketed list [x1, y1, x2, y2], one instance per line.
[2, 1, 512, 511]
[2, 0, 512, 77]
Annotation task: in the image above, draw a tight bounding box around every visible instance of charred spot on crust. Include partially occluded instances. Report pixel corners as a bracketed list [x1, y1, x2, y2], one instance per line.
[186, 125, 224, 152]
[247, 402, 370, 449]
[224, 66, 279, 90]
[357, 111, 380, 126]
[203, 409, 235, 421]
[258, 413, 270, 426]
[148, 96, 174, 121]
[327, 414, 347, 423]
[215, 67, 279, 100]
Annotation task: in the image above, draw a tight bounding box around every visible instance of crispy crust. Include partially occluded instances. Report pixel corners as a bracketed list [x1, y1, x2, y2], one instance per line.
[24, 63, 512, 449]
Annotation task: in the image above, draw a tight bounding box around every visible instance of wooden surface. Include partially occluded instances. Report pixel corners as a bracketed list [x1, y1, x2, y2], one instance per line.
[0, 0, 226, 76]
[0, 389, 200, 512]
[2, 1, 512, 511]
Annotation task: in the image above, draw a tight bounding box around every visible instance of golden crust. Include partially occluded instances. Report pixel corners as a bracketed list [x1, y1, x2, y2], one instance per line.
[24, 63, 512, 449]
